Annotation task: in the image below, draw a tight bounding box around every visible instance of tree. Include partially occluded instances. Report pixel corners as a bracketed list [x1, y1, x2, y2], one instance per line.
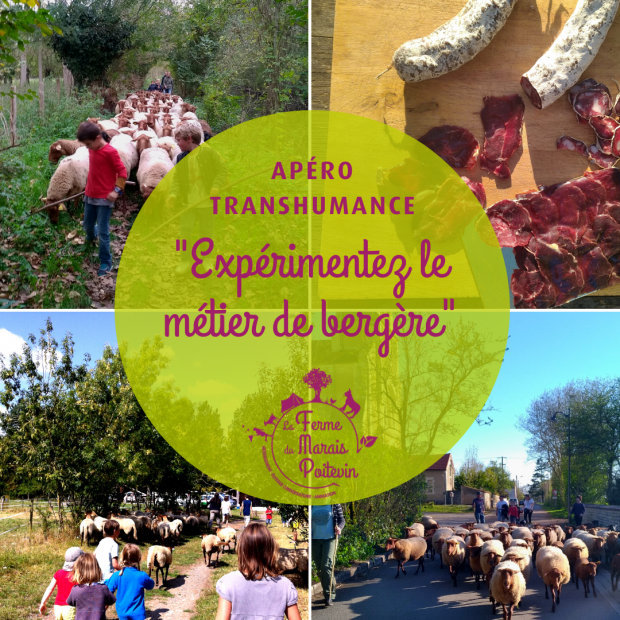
[0, 0, 60, 101]
[49, 0, 136, 86]
[303, 368, 331, 402]
[528, 457, 548, 502]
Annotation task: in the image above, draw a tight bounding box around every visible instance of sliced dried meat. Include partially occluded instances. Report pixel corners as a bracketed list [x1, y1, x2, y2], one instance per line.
[591, 214, 620, 257]
[598, 136, 613, 155]
[485, 199, 532, 247]
[514, 245, 538, 272]
[578, 246, 613, 294]
[587, 168, 620, 202]
[557, 135, 588, 156]
[417, 125, 479, 169]
[461, 176, 486, 207]
[568, 78, 602, 105]
[511, 269, 557, 309]
[534, 241, 584, 306]
[589, 116, 619, 139]
[479, 94, 525, 179]
[587, 144, 618, 169]
[573, 88, 612, 120]
[517, 192, 558, 242]
[605, 201, 620, 223]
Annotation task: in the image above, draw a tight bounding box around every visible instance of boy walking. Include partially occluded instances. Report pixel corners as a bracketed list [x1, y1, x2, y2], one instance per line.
[161, 71, 173, 94]
[77, 122, 127, 276]
[266, 506, 273, 526]
[94, 519, 121, 581]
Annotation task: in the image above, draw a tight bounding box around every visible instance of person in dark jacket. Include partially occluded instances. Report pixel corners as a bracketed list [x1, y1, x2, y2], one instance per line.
[311, 504, 345, 607]
[571, 495, 586, 526]
[161, 71, 173, 94]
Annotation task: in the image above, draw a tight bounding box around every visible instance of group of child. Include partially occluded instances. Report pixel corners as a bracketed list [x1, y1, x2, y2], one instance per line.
[39, 519, 301, 620]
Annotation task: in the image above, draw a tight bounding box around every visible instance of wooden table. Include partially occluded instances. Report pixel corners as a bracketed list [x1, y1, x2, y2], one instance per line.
[314, 0, 620, 306]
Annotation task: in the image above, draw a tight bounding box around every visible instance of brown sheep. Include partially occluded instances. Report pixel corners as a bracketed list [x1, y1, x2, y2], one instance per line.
[611, 553, 620, 591]
[48, 139, 83, 163]
[469, 545, 484, 590]
[536, 546, 570, 613]
[276, 548, 309, 575]
[494, 531, 513, 550]
[563, 538, 588, 583]
[574, 557, 599, 598]
[385, 537, 426, 578]
[489, 560, 526, 620]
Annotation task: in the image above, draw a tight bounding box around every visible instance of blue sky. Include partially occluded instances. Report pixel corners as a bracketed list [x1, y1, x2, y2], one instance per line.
[449, 311, 620, 485]
[1, 310, 618, 486]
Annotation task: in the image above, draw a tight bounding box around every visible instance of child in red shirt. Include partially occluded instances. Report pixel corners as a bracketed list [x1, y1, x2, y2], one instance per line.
[266, 506, 273, 526]
[77, 122, 127, 276]
[508, 500, 520, 524]
[39, 546, 84, 619]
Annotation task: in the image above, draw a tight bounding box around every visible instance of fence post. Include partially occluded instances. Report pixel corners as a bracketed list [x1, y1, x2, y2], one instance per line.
[10, 86, 17, 146]
[29, 500, 34, 543]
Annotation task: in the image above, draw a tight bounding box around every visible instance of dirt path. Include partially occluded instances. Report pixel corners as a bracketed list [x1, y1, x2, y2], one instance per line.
[146, 559, 215, 620]
[145, 520, 244, 619]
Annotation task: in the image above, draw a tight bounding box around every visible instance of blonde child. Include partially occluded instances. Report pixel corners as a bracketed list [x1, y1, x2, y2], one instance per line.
[66, 553, 116, 620]
[105, 544, 154, 620]
[215, 523, 301, 620]
[39, 547, 84, 619]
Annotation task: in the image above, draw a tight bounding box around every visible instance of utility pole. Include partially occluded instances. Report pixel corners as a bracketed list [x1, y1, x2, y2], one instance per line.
[499, 456, 506, 472]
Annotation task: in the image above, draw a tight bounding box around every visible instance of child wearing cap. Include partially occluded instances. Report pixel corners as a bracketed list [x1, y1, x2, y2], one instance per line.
[39, 546, 84, 619]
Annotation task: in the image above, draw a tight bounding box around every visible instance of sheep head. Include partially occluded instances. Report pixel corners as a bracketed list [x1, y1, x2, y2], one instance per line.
[499, 567, 517, 589]
[544, 568, 563, 589]
[162, 124, 174, 137]
[468, 533, 481, 546]
[137, 120, 148, 131]
[48, 142, 64, 163]
[385, 538, 397, 551]
[87, 117, 100, 124]
[445, 540, 460, 556]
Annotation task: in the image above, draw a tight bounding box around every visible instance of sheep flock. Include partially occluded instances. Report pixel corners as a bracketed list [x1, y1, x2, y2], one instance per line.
[389, 515, 620, 618]
[79, 508, 308, 587]
[43, 90, 213, 223]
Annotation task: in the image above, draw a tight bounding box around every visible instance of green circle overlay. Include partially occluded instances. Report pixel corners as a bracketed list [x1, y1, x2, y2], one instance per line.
[115, 110, 510, 505]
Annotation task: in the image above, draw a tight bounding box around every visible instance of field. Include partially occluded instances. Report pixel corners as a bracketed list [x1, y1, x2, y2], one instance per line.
[421, 504, 473, 514]
[0, 506, 308, 620]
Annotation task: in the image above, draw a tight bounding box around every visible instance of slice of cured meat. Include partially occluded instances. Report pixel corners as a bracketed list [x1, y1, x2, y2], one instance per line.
[461, 176, 486, 207]
[511, 269, 558, 309]
[534, 241, 584, 306]
[589, 115, 619, 139]
[578, 246, 613, 293]
[514, 245, 538, 272]
[557, 135, 588, 156]
[568, 78, 602, 105]
[605, 201, 620, 223]
[597, 137, 613, 155]
[479, 94, 525, 179]
[573, 88, 612, 120]
[485, 199, 532, 247]
[587, 168, 620, 202]
[517, 192, 558, 243]
[587, 144, 618, 169]
[418, 125, 479, 169]
[591, 214, 620, 258]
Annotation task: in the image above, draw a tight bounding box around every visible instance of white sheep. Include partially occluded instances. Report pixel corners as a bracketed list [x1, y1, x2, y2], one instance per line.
[490, 560, 526, 620]
[536, 546, 571, 612]
[385, 537, 427, 577]
[110, 133, 139, 177]
[404, 523, 424, 538]
[48, 139, 83, 164]
[147, 545, 172, 587]
[572, 531, 605, 561]
[137, 147, 174, 198]
[201, 534, 221, 567]
[441, 536, 467, 587]
[276, 548, 309, 574]
[563, 537, 590, 582]
[481, 540, 506, 583]
[169, 518, 183, 541]
[42, 146, 89, 224]
[216, 527, 237, 553]
[502, 546, 532, 582]
[157, 521, 172, 545]
[79, 517, 99, 546]
[111, 516, 138, 542]
[432, 527, 453, 568]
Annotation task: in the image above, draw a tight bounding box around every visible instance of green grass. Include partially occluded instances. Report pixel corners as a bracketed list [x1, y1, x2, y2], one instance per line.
[542, 506, 569, 520]
[422, 504, 473, 514]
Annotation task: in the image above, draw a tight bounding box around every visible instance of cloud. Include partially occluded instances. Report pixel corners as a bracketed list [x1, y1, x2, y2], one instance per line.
[0, 329, 27, 363]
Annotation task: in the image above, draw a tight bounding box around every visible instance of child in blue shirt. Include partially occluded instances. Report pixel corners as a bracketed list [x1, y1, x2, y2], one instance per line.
[105, 544, 154, 620]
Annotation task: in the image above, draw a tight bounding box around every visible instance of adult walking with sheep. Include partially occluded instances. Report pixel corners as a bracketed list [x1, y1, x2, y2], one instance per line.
[161, 71, 173, 94]
[472, 491, 486, 524]
[311, 504, 345, 607]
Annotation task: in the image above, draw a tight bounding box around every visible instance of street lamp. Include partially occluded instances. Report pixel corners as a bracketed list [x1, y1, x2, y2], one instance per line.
[551, 407, 571, 518]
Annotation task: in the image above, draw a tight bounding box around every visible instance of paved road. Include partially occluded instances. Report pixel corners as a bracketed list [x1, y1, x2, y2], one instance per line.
[423, 504, 566, 528]
[312, 506, 620, 619]
[312, 553, 620, 619]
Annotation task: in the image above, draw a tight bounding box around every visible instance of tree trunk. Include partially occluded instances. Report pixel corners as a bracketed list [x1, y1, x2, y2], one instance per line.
[38, 43, 44, 117]
[9, 86, 17, 146]
[63, 65, 73, 96]
[56, 78, 61, 98]
[20, 52, 27, 88]
[57, 494, 63, 528]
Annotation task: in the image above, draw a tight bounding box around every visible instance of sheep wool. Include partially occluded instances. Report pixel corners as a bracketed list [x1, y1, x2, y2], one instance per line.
[137, 147, 174, 198]
[110, 134, 139, 177]
[490, 560, 526, 619]
[481, 540, 506, 576]
[502, 546, 533, 582]
[147, 545, 172, 587]
[201, 534, 222, 566]
[276, 548, 309, 573]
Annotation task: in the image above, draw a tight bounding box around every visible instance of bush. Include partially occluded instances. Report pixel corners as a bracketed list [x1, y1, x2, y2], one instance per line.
[335, 523, 376, 568]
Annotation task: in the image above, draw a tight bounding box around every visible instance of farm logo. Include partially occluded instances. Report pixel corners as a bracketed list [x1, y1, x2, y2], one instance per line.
[244, 369, 376, 501]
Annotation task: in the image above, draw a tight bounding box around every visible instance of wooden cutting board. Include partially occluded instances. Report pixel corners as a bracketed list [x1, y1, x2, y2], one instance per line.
[327, 0, 620, 297]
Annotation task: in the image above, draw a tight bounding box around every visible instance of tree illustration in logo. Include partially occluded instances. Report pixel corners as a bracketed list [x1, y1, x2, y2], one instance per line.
[303, 368, 332, 402]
